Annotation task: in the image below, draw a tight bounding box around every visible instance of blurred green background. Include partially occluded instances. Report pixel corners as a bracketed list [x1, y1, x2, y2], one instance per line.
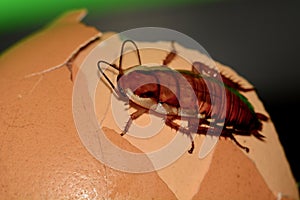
[0, 0, 215, 33]
[0, 0, 299, 186]
[0, 0, 218, 54]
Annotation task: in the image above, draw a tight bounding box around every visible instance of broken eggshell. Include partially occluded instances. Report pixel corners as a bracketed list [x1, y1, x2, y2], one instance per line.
[0, 9, 298, 200]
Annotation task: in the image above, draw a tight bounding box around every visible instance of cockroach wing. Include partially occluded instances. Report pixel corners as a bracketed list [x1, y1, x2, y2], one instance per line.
[192, 61, 254, 92]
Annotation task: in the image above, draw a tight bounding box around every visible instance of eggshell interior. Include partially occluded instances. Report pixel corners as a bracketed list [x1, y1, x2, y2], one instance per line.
[0, 9, 298, 200]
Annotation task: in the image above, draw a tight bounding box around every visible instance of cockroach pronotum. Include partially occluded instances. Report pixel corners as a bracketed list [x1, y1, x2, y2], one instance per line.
[97, 39, 268, 154]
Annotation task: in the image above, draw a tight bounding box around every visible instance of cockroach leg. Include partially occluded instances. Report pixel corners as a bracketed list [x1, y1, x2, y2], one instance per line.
[229, 134, 250, 153]
[163, 41, 177, 66]
[165, 116, 195, 154]
[165, 116, 188, 133]
[121, 108, 148, 136]
[221, 76, 255, 92]
[188, 140, 195, 154]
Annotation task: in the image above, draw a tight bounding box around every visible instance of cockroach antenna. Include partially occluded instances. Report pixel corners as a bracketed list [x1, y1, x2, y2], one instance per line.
[97, 39, 142, 94]
[97, 60, 119, 93]
[119, 39, 142, 75]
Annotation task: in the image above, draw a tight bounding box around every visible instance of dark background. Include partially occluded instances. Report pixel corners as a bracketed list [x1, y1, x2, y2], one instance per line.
[1, 0, 299, 185]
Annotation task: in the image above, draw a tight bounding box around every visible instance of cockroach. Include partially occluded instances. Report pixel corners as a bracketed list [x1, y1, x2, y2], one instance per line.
[97, 40, 268, 154]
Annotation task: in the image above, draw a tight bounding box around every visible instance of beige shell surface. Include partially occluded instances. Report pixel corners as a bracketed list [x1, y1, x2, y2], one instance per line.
[93, 37, 298, 199]
[0, 10, 176, 200]
[0, 9, 298, 200]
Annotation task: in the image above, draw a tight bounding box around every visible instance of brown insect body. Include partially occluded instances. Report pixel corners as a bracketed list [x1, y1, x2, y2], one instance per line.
[119, 66, 266, 136]
[98, 40, 268, 153]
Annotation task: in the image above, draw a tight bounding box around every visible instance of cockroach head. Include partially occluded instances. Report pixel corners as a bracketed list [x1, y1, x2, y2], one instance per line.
[116, 74, 127, 97]
[116, 69, 159, 99]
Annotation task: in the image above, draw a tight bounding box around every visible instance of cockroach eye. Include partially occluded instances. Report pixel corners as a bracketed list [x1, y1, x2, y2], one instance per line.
[118, 87, 127, 97]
